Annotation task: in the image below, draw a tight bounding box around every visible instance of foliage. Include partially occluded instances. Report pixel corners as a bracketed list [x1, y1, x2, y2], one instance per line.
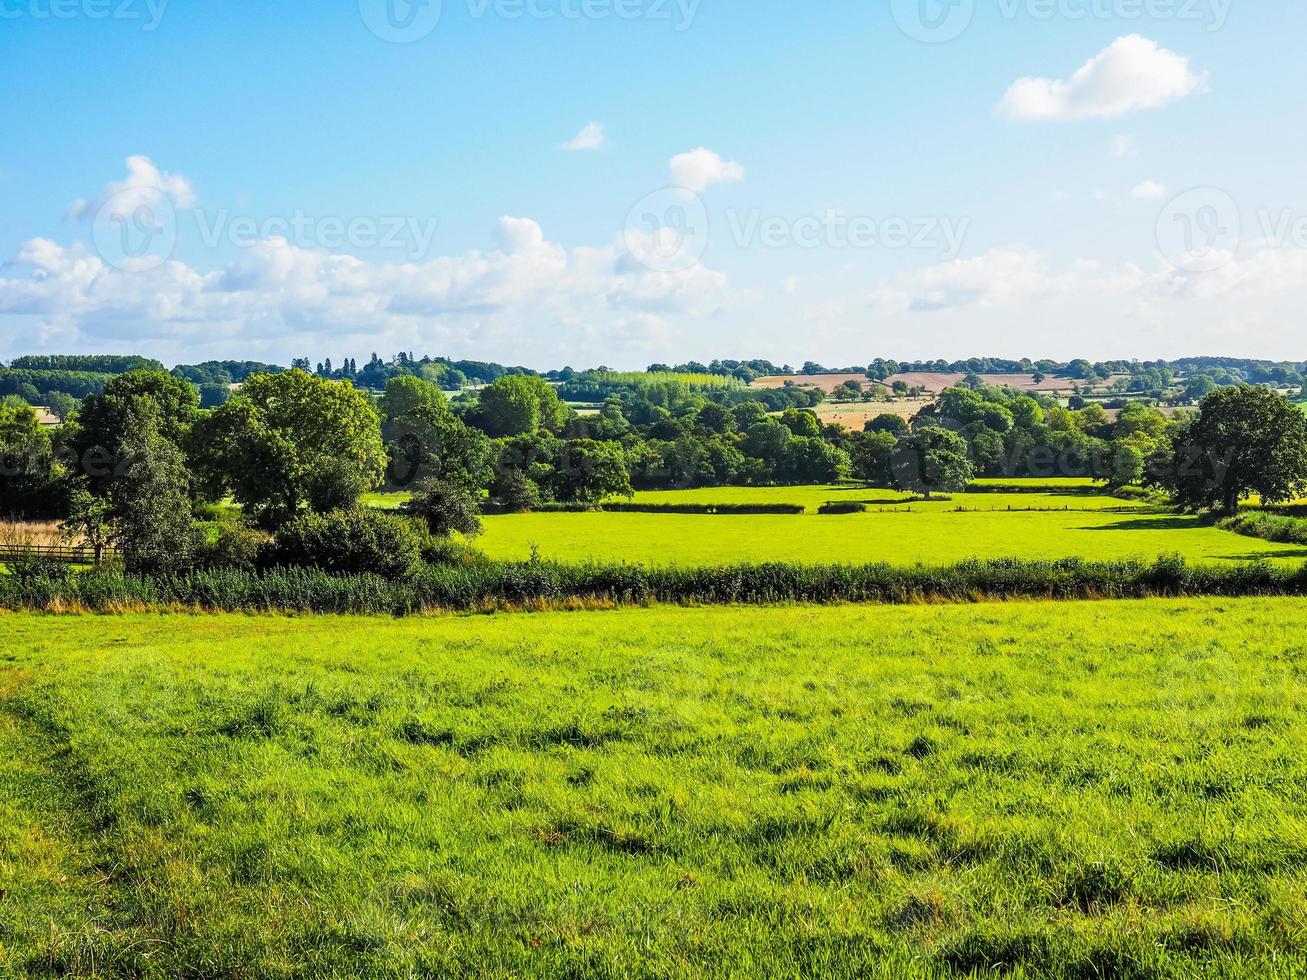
[264, 509, 426, 579]
[107, 415, 198, 574]
[196, 370, 387, 527]
[892, 426, 974, 498]
[404, 479, 483, 538]
[475, 375, 570, 437]
[1149, 386, 1307, 512]
[1219, 511, 1307, 546]
[0, 398, 61, 517]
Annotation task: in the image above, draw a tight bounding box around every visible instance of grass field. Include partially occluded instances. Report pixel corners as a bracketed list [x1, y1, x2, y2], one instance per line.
[2, 602, 1306, 977]
[476, 508, 1307, 567]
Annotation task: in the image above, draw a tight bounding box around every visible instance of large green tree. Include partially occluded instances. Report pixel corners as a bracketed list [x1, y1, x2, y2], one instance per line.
[196, 370, 386, 527]
[70, 370, 200, 490]
[892, 426, 974, 499]
[475, 375, 570, 437]
[1151, 386, 1307, 512]
[109, 414, 196, 574]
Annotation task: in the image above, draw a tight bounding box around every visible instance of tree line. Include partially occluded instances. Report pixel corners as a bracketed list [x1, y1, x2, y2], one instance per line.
[2, 361, 1305, 578]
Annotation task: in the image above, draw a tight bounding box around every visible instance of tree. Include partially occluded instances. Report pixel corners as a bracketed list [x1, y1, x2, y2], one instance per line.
[476, 375, 569, 437]
[0, 399, 60, 517]
[892, 426, 974, 498]
[61, 486, 113, 564]
[851, 431, 897, 486]
[379, 375, 447, 422]
[45, 391, 80, 423]
[196, 370, 386, 528]
[109, 414, 197, 574]
[780, 437, 851, 484]
[780, 409, 822, 438]
[1150, 386, 1307, 513]
[70, 370, 200, 490]
[548, 440, 633, 503]
[833, 380, 864, 402]
[405, 478, 483, 538]
[865, 414, 908, 436]
[1182, 374, 1218, 404]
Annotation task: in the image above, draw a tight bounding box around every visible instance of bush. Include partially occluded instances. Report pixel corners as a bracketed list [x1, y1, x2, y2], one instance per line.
[818, 502, 867, 515]
[3, 556, 1304, 615]
[404, 479, 483, 538]
[198, 521, 266, 572]
[264, 510, 426, 579]
[1219, 512, 1307, 546]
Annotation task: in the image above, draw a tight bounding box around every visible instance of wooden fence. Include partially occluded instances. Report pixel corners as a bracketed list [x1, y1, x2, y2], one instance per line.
[0, 544, 110, 565]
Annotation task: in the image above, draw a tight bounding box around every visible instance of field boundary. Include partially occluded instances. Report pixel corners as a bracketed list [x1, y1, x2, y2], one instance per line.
[4, 556, 1305, 616]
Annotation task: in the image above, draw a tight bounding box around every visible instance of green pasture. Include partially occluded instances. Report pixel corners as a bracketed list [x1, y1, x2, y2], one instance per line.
[2, 601, 1306, 977]
[474, 507, 1307, 567]
[623, 481, 1143, 513]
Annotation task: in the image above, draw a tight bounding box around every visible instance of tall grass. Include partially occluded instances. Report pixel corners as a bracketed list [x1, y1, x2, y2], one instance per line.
[3, 556, 1305, 614]
[1221, 511, 1307, 546]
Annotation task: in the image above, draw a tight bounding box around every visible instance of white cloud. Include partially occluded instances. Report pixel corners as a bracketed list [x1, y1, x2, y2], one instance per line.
[65, 155, 196, 222]
[669, 147, 744, 194]
[997, 36, 1206, 121]
[0, 218, 730, 365]
[562, 122, 607, 151]
[1131, 180, 1168, 200]
[1110, 135, 1137, 158]
[782, 275, 799, 295]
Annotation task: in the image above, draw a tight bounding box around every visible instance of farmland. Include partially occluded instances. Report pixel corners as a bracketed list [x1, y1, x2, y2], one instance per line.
[2, 601, 1306, 978]
[470, 483, 1307, 567]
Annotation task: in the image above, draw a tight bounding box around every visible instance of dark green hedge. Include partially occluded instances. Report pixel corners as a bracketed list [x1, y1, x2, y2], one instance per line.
[4, 556, 1304, 615]
[528, 502, 805, 515]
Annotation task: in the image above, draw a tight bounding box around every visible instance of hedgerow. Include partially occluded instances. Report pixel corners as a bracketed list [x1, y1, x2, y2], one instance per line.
[3, 556, 1304, 615]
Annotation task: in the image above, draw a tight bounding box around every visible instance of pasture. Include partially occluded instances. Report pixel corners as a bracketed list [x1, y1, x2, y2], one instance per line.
[2, 601, 1305, 978]
[473, 484, 1307, 567]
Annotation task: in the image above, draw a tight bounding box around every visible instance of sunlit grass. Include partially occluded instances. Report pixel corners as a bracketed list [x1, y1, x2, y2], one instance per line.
[1, 601, 1306, 976]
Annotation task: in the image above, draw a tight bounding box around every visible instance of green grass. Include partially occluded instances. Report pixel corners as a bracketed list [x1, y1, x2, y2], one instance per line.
[475, 508, 1307, 567]
[623, 481, 1143, 513]
[2, 602, 1307, 977]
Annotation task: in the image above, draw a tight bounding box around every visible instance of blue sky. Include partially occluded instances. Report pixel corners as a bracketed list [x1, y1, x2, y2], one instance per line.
[2, 0, 1305, 368]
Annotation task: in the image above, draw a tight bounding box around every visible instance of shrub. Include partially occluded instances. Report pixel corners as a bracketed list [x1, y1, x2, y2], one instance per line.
[1219, 511, 1307, 546]
[818, 502, 868, 515]
[404, 479, 483, 538]
[198, 521, 267, 572]
[3, 556, 1304, 615]
[264, 510, 425, 579]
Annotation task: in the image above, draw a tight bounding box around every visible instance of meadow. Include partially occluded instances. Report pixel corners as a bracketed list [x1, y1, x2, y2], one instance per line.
[472, 483, 1307, 567]
[2, 601, 1306, 978]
